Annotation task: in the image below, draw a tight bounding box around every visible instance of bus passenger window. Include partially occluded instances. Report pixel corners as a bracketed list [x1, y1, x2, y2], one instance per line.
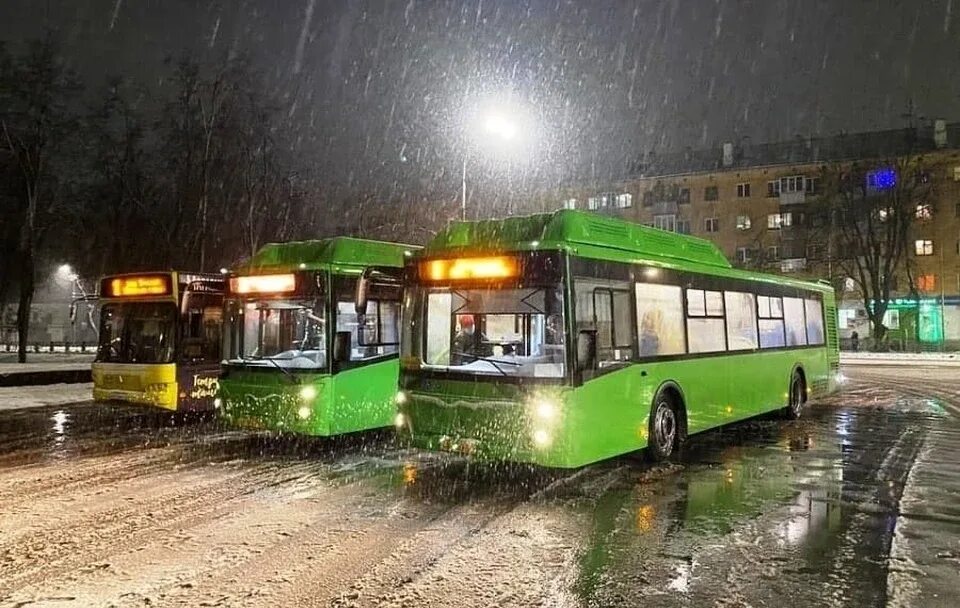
[783, 298, 808, 346]
[804, 299, 825, 345]
[583, 285, 633, 367]
[634, 283, 685, 357]
[757, 295, 786, 348]
[724, 291, 758, 350]
[686, 288, 725, 353]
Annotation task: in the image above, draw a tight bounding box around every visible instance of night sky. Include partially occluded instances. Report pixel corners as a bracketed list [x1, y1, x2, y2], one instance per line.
[2, 0, 958, 196]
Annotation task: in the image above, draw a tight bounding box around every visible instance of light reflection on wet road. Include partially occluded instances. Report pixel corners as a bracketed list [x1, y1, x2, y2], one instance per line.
[0, 366, 957, 607]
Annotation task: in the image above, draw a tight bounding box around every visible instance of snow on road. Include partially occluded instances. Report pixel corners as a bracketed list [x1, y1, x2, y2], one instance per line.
[0, 382, 92, 411]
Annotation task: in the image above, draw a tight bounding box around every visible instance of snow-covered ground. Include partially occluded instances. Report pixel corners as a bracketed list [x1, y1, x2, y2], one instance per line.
[0, 383, 92, 411]
[842, 351, 960, 366]
[0, 361, 92, 375]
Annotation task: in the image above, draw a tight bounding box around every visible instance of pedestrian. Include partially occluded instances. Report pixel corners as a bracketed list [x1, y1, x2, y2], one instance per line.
[850, 330, 859, 352]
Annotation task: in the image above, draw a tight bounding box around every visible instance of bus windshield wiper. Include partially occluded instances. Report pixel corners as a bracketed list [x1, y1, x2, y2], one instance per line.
[253, 354, 300, 384]
[451, 351, 520, 376]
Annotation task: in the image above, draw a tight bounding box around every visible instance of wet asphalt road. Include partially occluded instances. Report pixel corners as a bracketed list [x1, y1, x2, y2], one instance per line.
[0, 367, 958, 608]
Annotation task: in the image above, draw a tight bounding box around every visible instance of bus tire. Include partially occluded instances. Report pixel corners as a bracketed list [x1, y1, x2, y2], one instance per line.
[647, 388, 684, 462]
[784, 370, 806, 420]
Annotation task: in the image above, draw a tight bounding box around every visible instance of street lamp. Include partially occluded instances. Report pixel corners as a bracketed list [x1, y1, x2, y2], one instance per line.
[461, 100, 533, 221]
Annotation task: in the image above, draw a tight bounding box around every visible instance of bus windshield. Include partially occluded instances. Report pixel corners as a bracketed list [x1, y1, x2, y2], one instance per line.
[97, 302, 177, 364]
[413, 286, 565, 378]
[224, 298, 327, 370]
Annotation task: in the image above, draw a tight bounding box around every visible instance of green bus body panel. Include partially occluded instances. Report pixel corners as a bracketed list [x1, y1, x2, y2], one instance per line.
[218, 359, 399, 436]
[402, 348, 832, 468]
[220, 237, 420, 437]
[233, 237, 418, 274]
[402, 210, 839, 467]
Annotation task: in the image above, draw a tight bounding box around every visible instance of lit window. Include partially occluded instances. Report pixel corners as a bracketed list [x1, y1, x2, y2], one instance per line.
[736, 183, 751, 198]
[587, 196, 602, 210]
[615, 193, 632, 208]
[736, 215, 751, 230]
[843, 277, 856, 292]
[915, 239, 934, 256]
[915, 203, 933, 220]
[704, 218, 719, 233]
[767, 212, 792, 229]
[917, 274, 937, 292]
[877, 208, 891, 221]
[562, 198, 577, 210]
[704, 186, 719, 201]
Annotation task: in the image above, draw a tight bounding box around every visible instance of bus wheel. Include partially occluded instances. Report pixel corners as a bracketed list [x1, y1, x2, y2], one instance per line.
[648, 391, 681, 462]
[785, 371, 806, 420]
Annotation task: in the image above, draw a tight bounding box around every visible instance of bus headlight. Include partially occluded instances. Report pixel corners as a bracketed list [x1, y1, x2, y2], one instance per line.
[297, 405, 312, 420]
[532, 429, 552, 448]
[213, 397, 222, 409]
[532, 398, 558, 422]
[395, 391, 408, 405]
[299, 385, 317, 401]
[394, 413, 407, 429]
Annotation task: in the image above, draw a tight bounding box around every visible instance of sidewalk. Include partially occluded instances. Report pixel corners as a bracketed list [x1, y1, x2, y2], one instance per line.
[0, 358, 93, 387]
[841, 351, 960, 367]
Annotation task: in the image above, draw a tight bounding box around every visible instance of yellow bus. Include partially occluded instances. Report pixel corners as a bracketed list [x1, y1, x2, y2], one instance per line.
[92, 272, 224, 411]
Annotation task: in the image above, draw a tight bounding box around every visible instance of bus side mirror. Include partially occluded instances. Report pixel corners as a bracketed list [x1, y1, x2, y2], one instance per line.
[576, 330, 597, 372]
[334, 331, 351, 363]
[355, 275, 369, 315]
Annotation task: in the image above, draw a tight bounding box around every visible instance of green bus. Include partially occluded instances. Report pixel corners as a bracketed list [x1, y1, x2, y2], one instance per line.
[217, 237, 419, 436]
[395, 210, 839, 467]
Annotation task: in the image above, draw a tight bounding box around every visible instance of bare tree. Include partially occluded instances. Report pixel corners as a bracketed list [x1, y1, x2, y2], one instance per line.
[0, 36, 81, 362]
[816, 157, 935, 349]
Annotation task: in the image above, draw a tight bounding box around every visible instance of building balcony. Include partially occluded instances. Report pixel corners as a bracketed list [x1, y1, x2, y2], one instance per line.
[779, 191, 806, 205]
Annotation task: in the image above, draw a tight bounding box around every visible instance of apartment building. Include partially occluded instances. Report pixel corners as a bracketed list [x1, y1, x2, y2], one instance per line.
[559, 122, 960, 349]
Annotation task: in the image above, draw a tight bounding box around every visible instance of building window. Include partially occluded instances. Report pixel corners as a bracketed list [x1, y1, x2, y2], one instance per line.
[736, 215, 751, 230]
[804, 177, 821, 194]
[767, 180, 780, 197]
[587, 196, 602, 210]
[954, 166, 960, 181]
[615, 193, 632, 208]
[562, 198, 577, 210]
[779, 175, 804, 193]
[767, 212, 793, 229]
[678, 188, 691, 204]
[915, 239, 934, 256]
[767, 245, 780, 260]
[806, 243, 822, 260]
[736, 183, 751, 198]
[642, 191, 653, 207]
[653, 214, 676, 232]
[915, 203, 933, 220]
[917, 274, 937, 292]
[704, 186, 719, 201]
[704, 218, 719, 233]
[677, 219, 691, 234]
[736, 247, 750, 264]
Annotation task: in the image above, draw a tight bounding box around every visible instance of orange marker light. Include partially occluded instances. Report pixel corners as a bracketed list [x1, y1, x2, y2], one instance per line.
[109, 276, 171, 297]
[421, 256, 519, 281]
[230, 274, 296, 294]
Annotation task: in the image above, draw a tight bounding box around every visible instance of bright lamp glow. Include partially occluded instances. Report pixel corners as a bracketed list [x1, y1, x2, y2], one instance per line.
[230, 273, 296, 294]
[297, 406, 312, 420]
[394, 413, 406, 429]
[299, 385, 317, 401]
[484, 114, 517, 140]
[421, 256, 519, 281]
[395, 391, 407, 405]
